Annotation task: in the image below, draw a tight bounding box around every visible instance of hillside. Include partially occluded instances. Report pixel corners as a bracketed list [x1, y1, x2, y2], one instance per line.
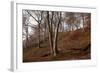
[23, 28, 91, 62]
[58, 27, 90, 50]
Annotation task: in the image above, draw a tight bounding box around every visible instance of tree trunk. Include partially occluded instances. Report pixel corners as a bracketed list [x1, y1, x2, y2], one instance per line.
[38, 23, 40, 48]
[53, 27, 59, 56]
[81, 14, 85, 32]
[26, 25, 28, 48]
[53, 12, 61, 56]
[47, 11, 53, 54]
[43, 22, 46, 42]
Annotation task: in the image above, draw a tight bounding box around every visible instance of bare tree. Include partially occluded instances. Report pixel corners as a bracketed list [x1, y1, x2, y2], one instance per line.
[53, 12, 62, 56]
[23, 10, 91, 57]
[22, 10, 30, 48]
[47, 11, 54, 54]
[26, 10, 44, 48]
[46, 11, 62, 56]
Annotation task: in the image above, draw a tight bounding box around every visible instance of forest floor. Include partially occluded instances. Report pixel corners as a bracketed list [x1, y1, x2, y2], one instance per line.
[23, 28, 91, 62]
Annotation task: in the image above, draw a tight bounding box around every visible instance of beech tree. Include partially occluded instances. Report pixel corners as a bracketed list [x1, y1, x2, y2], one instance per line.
[53, 12, 62, 56]
[46, 11, 62, 56]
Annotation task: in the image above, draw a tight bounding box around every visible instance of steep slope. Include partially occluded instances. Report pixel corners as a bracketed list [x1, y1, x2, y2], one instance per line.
[58, 28, 90, 51]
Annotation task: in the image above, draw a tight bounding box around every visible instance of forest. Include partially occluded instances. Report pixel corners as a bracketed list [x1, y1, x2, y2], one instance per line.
[22, 10, 91, 62]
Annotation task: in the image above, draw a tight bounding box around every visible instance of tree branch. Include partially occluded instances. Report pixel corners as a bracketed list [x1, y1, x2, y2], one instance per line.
[26, 10, 39, 23]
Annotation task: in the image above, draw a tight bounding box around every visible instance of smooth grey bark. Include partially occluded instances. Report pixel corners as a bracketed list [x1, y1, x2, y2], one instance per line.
[47, 11, 53, 54]
[53, 12, 61, 56]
